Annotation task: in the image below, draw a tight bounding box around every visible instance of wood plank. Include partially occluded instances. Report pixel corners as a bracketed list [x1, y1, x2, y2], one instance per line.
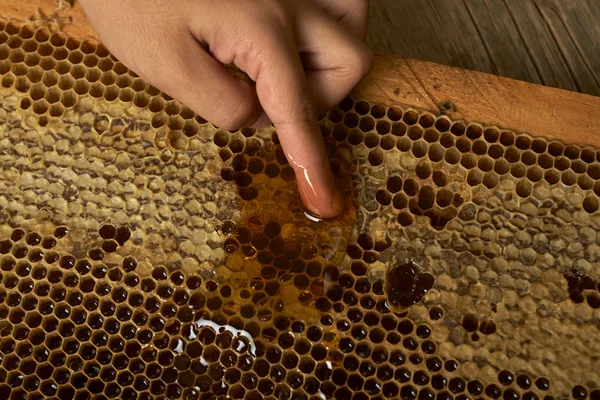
[501, 0, 579, 92]
[425, 0, 498, 74]
[538, 0, 600, 93]
[460, 0, 543, 85]
[1, 0, 600, 149]
[367, 0, 498, 74]
[367, 0, 600, 96]
[529, 0, 600, 95]
[366, 0, 452, 66]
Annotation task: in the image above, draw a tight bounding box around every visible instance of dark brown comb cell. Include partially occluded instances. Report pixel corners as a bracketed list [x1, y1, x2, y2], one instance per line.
[386, 261, 434, 308]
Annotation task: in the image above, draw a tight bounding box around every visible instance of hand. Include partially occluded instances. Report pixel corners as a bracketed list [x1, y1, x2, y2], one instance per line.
[80, 0, 372, 218]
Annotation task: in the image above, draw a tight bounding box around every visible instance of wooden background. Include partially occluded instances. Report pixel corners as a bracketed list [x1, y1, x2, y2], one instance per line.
[367, 0, 600, 97]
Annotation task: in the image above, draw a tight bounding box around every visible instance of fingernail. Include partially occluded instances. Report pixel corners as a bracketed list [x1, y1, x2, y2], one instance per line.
[296, 166, 344, 219]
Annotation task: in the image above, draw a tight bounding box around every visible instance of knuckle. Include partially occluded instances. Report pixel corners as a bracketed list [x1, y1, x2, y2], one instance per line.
[286, 101, 319, 125]
[297, 100, 320, 123]
[270, 94, 319, 126]
[229, 19, 291, 77]
[349, 43, 374, 81]
[333, 42, 373, 85]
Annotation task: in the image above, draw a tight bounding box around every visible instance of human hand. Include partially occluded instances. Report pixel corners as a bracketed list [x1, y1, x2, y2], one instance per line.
[80, 0, 372, 218]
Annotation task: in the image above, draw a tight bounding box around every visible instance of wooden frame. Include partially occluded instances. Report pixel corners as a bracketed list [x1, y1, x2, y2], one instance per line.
[3, 0, 600, 148]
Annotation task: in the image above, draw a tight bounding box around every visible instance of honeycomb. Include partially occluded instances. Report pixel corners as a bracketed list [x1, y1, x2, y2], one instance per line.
[0, 17, 600, 400]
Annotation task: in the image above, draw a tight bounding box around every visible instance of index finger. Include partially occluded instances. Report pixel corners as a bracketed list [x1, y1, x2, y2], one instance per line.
[253, 27, 345, 218]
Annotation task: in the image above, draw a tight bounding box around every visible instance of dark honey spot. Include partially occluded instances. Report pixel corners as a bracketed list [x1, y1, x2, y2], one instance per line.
[573, 386, 588, 399]
[12, 244, 28, 259]
[264, 221, 281, 238]
[485, 384, 502, 399]
[429, 306, 444, 320]
[122, 256, 137, 272]
[51, 226, 69, 239]
[416, 325, 431, 338]
[386, 261, 434, 308]
[517, 375, 531, 389]
[221, 168, 235, 181]
[280, 166, 295, 181]
[89, 249, 104, 261]
[264, 163, 280, 178]
[418, 186, 435, 210]
[28, 249, 44, 262]
[479, 320, 497, 335]
[233, 154, 248, 172]
[99, 224, 116, 239]
[102, 240, 118, 253]
[503, 388, 520, 400]
[397, 212, 413, 227]
[11, 229, 25, 241]
[247, 158, 264, 174]
[115, 227, 131, 245]
[25, 232, 41, 246]
[41, 236, 56, 249]
[220, 221, 236, 236]
[587, 293, 600, 308]
[0, 240, 12, 254]
[224, 238, 239, 254]
[570, 290, 585, 304]
[235, 172, 253, 187]
[461, 314, 479, 332]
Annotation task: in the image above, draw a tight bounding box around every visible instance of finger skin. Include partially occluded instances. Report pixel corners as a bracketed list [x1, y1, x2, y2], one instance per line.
[255, 29, 345, 218]
[191, 3, 345, 218]
[80, 0, 263, 131]
[81, 0, 371, 218]
[312, 0, 370, 40]
[296, 9, 373, 114]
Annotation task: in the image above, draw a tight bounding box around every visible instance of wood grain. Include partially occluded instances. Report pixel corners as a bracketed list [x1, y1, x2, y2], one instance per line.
[532, 0, 600, 95]
[367, 0, 600, 97]
[461, 0, 543, 85]
[367, 0, 497, 75]
[1, 0, 600, 148]
[500, 0, 579, 92]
